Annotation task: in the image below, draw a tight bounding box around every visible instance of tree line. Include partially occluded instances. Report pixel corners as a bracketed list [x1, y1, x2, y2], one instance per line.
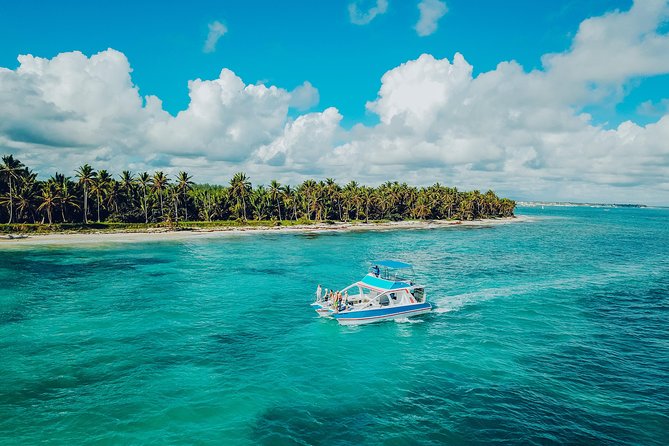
[0, 154, 515, 225]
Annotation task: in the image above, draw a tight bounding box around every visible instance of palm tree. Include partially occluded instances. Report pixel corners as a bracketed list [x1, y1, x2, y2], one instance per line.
[1, 155, 25, 224]
[137, 172, 151, 223]
[458, 195, 474, 220]
[298, 180, 319, 221]
[60, 182, 79, 223]
[120, 171, 134, 192]
[37, 183, 58, 225]
[360, 186, 375, 223]
[90, 175, 103, 222]
[342, 181, 361, 221]
[250, 185, 270, 220]
[91, 170, 112, 222]
[229, 172, 251, 221]
[412, 196, 431, 220]
[15, 172, 38, 223]
[325, 178, 342, 220]
[168, 184, 180, 223]
[106, 180, 121, 217]
[119, 171, 135, 215]
[151, 171, 169, 220]
[282, 185, 298, 220]
[51, 175, 80, 223]
[176, 171, 193, 221]
[192, 189, 214, 222]
[268, 180, 283, 221]
[75, 164, 95, 224]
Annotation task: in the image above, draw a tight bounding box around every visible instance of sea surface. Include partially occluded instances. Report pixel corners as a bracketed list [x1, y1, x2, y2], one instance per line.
[1, 206, 668, 445]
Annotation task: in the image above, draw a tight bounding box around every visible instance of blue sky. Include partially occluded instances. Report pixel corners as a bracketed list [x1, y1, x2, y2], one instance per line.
[0, 0, 668, 204]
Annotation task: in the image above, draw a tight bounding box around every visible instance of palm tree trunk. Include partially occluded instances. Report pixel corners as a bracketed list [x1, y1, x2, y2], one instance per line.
[143, 188, 148, 223]
[96, 194, 101, 222]
[8, 176, 13, 224]
[183, 191, 188, 221]
[276, 198, 282, 221]
[83, 186, 88, 223]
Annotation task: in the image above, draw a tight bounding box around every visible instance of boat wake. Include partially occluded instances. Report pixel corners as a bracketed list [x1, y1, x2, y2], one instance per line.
[431, 266, 658, 315]
[394, 317, 424, 324]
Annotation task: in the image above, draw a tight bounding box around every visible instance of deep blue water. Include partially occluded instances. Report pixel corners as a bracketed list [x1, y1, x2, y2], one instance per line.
[1, 206, 668, 444]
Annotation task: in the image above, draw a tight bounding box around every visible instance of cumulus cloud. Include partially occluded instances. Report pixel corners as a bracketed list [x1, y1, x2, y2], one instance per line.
[289, 81, 320, 111]
[415, 0, 447, 36]
[255, 107, 342, 169]
[349, 0, 388, 25]
[148, 68, 293, 163]
[541, 0, 669, 102]
[0, 49, 153, 152]
[203, 20, 228, 53]
[637, 98, 669, 116]
[1, 1, 669, 204]
[0, 49, 293, 174]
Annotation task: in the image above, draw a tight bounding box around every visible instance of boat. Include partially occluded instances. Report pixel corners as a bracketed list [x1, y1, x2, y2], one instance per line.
[311, 260, 432, 325]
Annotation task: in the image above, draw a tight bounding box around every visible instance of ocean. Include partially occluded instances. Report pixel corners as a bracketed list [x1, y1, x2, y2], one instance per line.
[1, 206, 668, 444]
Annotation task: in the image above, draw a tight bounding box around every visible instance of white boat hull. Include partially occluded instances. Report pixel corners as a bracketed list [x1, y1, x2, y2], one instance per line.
[333, 302, 432, 325]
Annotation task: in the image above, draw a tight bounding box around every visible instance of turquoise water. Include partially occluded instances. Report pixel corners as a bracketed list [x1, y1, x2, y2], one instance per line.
[1, 207, 668, 444]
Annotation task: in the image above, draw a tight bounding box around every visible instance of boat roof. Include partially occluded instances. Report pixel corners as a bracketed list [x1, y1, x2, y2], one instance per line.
[361, 274, 411, 290]
[374, 260, 413, 269]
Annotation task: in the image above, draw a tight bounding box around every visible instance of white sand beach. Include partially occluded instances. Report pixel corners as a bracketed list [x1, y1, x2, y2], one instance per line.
[0, 215, 534, 247]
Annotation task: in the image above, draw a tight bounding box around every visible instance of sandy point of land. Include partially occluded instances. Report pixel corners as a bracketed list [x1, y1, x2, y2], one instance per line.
[0, 215, 535, 247]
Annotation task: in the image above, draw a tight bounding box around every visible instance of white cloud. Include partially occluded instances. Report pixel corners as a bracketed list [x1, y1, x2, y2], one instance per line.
[255, 107, 342, 169]
[541, 0, 669, 101]
[147, 68, 291, 162]
[203, 20, 228, 53]
[415, 0, 447, 37]
[637, 98, 669, 116]
[289, 81, 320, 111]
[349, 0, 388, 25]
[1, 1, 669, 204]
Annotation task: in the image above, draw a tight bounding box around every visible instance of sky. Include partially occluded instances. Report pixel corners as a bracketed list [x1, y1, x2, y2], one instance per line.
[0, 0, 668, 205]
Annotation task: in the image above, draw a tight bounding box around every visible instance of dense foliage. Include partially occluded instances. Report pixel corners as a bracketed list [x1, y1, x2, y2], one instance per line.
[0, 155, 515, 225]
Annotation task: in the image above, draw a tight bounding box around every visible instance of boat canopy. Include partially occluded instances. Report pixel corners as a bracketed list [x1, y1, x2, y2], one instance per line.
[361, 275, 411, 290]
[374, 260, 412, 269]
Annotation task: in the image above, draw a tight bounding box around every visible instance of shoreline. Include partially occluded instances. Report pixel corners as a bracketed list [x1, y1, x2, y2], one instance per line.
[0, 215, 533, 247]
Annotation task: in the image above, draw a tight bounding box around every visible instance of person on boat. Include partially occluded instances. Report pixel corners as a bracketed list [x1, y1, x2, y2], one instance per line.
[372, 265, 380, 277]
[316, 284, 322, 301]
[332, 291, 339, 312]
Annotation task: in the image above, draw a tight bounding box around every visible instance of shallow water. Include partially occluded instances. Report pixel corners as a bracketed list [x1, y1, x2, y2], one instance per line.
[1, 206, 668, 444]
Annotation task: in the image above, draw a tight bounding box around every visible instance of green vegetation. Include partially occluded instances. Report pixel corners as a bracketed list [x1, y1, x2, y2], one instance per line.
[0, 154, 515, 229]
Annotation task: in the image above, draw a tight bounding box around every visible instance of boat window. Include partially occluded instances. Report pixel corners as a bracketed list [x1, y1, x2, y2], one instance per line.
[414, 288, 424, 302]
[361, 287, 377, 297]
[379, 295, 390, 306]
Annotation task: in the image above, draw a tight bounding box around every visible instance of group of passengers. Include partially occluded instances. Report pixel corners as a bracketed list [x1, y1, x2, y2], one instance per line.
[316, 284, 349, 312]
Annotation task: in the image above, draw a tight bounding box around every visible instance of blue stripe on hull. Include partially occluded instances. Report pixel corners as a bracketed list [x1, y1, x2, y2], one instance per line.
[333, 302, 432, 322]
